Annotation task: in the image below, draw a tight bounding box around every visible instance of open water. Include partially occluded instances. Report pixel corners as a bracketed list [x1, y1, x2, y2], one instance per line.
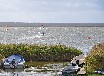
[0, 27, 104, 52]
[0, 26, 104, 76]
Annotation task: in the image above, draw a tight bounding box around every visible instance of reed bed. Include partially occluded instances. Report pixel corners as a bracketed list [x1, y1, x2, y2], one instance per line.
[0, 43, 82, 62]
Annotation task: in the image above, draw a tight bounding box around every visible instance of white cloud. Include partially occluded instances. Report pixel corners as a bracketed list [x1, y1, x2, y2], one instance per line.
[0, 0, 104, 23]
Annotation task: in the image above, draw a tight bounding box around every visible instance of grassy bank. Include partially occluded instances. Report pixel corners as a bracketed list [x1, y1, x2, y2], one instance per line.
[25, 61, 68, 67]
[88, 74, 104, 76]
[0, 43, 82, 62]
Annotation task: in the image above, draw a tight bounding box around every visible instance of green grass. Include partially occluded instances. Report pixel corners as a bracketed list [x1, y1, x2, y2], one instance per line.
[25, 61, 53, 67]
[25, 61, 67, 67]
[88, 74, 104, 76]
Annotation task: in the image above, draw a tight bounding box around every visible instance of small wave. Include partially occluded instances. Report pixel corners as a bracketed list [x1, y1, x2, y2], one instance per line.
[18, 35, 47, 40]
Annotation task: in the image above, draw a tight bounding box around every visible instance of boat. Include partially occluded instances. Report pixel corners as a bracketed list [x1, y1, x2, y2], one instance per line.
[62, 63, 81, 76]
[3, 54, 25, 69]
[62, 54, 86, 76]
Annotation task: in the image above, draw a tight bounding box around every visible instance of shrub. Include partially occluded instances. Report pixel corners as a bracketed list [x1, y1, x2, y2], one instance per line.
[86, 43, 104, 73]
[0, 43, 82, 62]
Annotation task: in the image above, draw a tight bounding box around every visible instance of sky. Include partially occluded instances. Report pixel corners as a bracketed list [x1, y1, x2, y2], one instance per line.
[0, 0, 104, 23]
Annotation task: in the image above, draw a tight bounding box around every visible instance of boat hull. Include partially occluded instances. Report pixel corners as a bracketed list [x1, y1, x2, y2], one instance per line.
[4, 64, 24, 69]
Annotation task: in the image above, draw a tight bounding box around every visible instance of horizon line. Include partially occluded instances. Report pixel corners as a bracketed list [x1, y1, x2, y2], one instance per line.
[0, 22, 104, 27]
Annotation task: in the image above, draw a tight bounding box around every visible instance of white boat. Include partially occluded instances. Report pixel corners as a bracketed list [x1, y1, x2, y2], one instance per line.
[3, 54, 25, 69]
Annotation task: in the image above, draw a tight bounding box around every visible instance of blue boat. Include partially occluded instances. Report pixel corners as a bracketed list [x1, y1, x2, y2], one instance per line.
[3, 54, 25, 69]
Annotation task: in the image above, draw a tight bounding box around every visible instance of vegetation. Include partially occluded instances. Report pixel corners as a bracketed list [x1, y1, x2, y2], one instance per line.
[0, 43, 82, 62]
[86, 43, 104, 73]
[88, 74, 104, 76]
[0, 54, 5, 60]
[25, 61, 67, 67]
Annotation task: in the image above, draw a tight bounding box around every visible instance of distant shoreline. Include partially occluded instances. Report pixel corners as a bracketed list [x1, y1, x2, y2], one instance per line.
[0, 22, 104, 27]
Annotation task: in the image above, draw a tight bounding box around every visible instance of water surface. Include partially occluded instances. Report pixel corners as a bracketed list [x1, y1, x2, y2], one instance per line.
[0, 27, 104, 52]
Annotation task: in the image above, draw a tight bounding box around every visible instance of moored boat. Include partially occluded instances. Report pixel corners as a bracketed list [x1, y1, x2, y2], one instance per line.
[3, 54, 25, 69]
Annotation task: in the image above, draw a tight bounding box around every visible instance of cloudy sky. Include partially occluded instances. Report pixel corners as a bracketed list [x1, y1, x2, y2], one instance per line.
[0, 0, 104, 23]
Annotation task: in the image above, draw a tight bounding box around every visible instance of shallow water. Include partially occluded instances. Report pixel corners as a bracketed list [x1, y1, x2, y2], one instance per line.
[0, 63, 66, 76]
